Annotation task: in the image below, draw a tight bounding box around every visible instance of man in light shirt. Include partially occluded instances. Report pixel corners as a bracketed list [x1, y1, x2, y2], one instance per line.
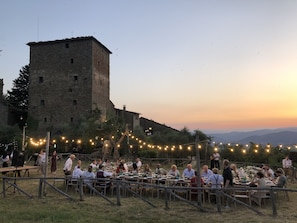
[63, 154, 76, 175]
[183, 164, 195, 179]
[201, 165, 213, 181]
[282, 156, 292, 178]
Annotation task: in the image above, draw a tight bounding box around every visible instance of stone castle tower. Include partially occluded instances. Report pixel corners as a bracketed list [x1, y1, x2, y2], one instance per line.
[27, 37, 113, 132]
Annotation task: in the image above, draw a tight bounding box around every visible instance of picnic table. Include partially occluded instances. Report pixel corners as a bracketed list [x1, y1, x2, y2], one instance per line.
[0, 166, 39, 177]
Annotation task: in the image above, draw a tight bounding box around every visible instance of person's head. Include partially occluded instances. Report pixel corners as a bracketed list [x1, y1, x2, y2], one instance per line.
[263, 164, 270, 171]
[98, 164, 103, 170]
[144, 164, 150, 170]
[276, 168, 284, 175]
[230, 163, 237, 171]
[156, 164, 161, 168]
[53, 150, 56, 155]
[77, 160, 82, 166]
[70, 154, 76, 160]
[256, 171, 264, 178]
[210, 155, 213, 160]
[98, 159, 102, 164]
[92, 160, 97, 164]
[171, 165, 177, 171]
[136, 158, 140, 162]
[88, 166, 92, 172]
[187, 164, 192, 170]
[285, 156, 289, 160]
[223, 159, 229, 167]
[212, 168, 218, 174]
[202, 165, 208, 173]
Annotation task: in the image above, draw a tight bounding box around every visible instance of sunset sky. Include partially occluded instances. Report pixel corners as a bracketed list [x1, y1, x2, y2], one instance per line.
[1, 1, 297, 133]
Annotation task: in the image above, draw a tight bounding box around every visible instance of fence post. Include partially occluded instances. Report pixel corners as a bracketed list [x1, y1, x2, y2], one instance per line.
[164, 188, 169, 210]
[2, 177, 6, 198]
[79, 177, 84, 201]
[270, 188, 277, 218]
[38, 178, 43, 198]
[216, 189, 221, 213]
[116, 180, 121, 206]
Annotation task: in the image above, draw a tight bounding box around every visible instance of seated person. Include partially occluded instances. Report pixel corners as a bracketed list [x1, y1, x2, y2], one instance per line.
[230, 163, 240, 180]
[155, 164, 167, 175]
[183, 164, 195, 179]
[191, 171, 205, 187]
[89, 160, 98, 172]
[72, 164, 83, 179]
[143, 164, 152, 175]
[274, 168, 287, 188]
[168, 164, 180, 177]
[262, 164, 274, 180]
[201, 165, 213, 180]
[116, 162, 126, 174]
[206, 168, 224, 189]
[251, 171, 267, 202]
[97, 164, 113, 178]
[131, 162, 138, 174]
[81, 166, 96, 187]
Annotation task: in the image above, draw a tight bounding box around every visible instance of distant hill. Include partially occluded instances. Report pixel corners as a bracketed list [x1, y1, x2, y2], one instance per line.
[209, 128, 297, 145]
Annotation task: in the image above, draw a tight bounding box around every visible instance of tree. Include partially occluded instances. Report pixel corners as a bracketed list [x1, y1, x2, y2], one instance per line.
[7, 65, 30, 112]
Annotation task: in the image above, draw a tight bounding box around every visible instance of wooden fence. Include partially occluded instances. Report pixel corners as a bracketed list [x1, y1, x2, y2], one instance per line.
[1, 176, 295, 218]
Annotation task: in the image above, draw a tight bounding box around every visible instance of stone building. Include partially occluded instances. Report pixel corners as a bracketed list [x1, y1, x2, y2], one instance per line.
[27, 37, 113, 132]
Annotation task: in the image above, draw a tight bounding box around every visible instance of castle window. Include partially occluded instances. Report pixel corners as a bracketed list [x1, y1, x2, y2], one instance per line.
[44, 118, 47, 123]
[39, 76, 43, 83]
[70, 117, 74, 122]
[70, 58, 74, 64]
[65, 43, 69, 48]
[73, 100, 77, 105]
[40, 100, 45, 106]
[74, 76, 78, 81]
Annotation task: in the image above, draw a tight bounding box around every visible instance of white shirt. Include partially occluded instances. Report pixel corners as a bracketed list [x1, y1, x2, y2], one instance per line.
[213, 153, 220, 161]
[72, 168, 83, 178]
[136, 161, 142, 169]
[282, 158, 292, 168]
[40, 153, 46, 163]
[63, 158, 73, 171]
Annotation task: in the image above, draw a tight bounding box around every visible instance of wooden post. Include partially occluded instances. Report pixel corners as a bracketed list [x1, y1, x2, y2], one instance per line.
[270, 188, 277, 218]
[196, 136, 202, 207]
[79, 178, 84, 201]
[43, 132, 50, 196]
[2, 177, 6, 198]
[164, 188, 169, 210]
[216, 189, 221, 213]
[116, 180, 121, 206]
[38, 178, 43, 198]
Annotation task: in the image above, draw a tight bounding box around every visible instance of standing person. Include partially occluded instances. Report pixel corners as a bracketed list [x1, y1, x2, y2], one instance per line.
[222, 159, 233, 209]
[63, 154, 76, 176]
[39, 150, 47, 176]
[282, 156, 292, 178]
[51, 150, 58, 174]
[213, 151, 220, 170]
[1, 151, 10, 175]
[210, 155, 215, 169]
